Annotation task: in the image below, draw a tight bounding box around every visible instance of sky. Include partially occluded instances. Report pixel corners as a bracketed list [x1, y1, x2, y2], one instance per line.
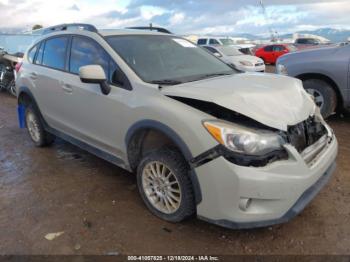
[0, 0, 349, 35]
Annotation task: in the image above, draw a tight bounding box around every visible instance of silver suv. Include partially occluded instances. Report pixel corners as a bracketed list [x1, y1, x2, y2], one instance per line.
[16, 24, 338, 229]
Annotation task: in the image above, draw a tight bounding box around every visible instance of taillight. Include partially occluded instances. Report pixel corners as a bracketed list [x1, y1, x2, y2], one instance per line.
[15, 62, 23, 73]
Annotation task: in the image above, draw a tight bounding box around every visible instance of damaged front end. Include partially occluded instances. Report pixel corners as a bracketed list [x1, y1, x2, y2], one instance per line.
[168, 96, 331, 168]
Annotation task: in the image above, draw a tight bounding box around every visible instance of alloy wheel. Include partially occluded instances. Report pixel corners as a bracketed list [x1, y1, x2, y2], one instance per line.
[26, 111, 41, 143]
[141, 161, 182, 214]
[306, 88, 325, 109]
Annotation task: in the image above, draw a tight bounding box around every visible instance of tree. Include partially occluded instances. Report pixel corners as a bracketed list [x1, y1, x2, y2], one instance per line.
[32, 24, 43, 30]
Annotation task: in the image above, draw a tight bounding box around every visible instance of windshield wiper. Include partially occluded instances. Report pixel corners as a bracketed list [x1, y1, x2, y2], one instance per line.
[150, 79, 183, 85]
[194, 72, 233, 81]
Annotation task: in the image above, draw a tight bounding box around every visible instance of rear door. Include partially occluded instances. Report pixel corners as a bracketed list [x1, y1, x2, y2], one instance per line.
[272, 45, 287, 63]
[30, 36, 71, 130]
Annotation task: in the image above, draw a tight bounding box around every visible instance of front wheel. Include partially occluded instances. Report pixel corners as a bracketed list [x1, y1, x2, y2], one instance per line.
[136, 148, 195, 222]
[303, 79, 337, 119]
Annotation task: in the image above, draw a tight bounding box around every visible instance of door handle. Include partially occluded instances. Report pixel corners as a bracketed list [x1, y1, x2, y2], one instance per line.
[61, 83, 73, 93]
[29, 72, 37, 80]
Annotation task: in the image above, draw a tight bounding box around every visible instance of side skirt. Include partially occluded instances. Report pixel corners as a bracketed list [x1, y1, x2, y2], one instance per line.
[45, 125, 131, 172]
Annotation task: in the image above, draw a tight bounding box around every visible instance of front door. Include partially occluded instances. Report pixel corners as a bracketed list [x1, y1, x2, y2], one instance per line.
[57, 35, 130, 157]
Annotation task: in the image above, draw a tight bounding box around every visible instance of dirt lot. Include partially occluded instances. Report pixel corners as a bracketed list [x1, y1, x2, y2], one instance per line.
[0, 83, 350, 255]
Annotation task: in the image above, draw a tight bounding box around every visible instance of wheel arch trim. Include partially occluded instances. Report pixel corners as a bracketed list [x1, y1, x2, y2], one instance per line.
[125, 119, 202, 204]
[296, 73, 344, 108]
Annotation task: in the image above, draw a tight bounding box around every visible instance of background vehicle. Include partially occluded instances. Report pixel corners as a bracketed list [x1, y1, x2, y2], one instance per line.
[202, 45, 265, 72]
[255, 44, 297, 64]
[276, 44, 350, 118]
[294, 38, 332, 50]
[197, 37, 235, 46]
[16, 24, 337, 229]
[0, 49, 22, 96]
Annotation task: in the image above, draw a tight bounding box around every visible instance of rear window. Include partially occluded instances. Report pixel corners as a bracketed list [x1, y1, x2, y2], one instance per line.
[197, 39, 207, 45]
[42, 37, 68, 70]
[209, 39, 220, 45]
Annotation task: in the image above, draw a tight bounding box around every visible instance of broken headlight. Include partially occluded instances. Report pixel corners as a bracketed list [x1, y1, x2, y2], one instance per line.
[203, 120, 285, 156]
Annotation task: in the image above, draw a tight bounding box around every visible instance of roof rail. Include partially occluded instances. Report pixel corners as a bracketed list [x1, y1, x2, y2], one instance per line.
[126, 26, 172, 34]
[42, 23, 98, 35]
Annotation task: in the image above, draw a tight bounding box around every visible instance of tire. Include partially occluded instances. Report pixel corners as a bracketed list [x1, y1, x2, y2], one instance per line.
[25, 105, 55, 147]
[136, 148, 195, 222]
[9, 80, 16, 97]
[303, 79, 337, 119]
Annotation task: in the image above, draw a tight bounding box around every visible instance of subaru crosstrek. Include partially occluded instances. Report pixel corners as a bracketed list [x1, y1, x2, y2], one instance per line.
[16, 24, 338, 229]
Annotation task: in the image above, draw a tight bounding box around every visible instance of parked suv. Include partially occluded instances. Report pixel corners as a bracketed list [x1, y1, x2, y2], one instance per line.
[276, 44, 350, 118]
[16, 25, 338, 229]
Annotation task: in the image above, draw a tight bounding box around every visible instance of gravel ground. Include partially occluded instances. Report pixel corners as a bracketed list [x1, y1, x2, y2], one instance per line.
[0, 78, 349, 255]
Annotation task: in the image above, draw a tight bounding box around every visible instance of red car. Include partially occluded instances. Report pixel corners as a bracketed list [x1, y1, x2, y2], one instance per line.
[255, 44, 297, 64]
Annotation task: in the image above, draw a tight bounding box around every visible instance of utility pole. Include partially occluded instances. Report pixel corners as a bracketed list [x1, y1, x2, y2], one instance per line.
[259, 0, 278, 42]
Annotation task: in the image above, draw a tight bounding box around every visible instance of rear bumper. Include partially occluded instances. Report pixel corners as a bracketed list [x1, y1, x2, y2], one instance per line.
[198, 162, 336, 229]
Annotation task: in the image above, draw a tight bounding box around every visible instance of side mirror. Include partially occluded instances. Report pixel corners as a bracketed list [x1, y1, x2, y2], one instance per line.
[79, 65, 111, 95]
[213, 52, 222, 57]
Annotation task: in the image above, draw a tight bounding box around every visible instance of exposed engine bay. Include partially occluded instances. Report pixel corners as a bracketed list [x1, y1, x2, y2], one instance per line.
[169, 96, 328, 168]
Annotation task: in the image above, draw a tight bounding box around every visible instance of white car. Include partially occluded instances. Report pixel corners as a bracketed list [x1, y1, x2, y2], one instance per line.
[16, 24, 337, 229]
[197, 36, 234, 46]
[203, 45, 265, 72]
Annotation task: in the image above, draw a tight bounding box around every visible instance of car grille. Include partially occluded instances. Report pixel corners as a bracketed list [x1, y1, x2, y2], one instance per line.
[255, 62, 264, 67]
[286, 117, 327, 153]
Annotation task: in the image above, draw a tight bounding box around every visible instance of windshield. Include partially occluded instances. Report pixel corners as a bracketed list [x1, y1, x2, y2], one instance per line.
[218, 46, 243, 56]
[220, 38, 234, 45]
[106, 35, 234, 84]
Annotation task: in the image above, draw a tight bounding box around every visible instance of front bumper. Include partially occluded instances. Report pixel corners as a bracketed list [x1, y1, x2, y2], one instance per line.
[194, 135, 338, 229]
[240, 64, 266, 73]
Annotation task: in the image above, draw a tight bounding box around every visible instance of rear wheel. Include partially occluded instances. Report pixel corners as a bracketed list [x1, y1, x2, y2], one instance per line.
[136, 148, 195, 222]
[303, 79, 337, 118]
[25, 105, 55, 147]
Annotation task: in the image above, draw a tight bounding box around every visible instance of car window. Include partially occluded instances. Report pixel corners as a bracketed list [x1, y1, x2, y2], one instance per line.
[35, 42, 44, 65]
[69, 36, 109, 77]
[197, 39, 207, 45]
[273, 45, 285, 52]
[42, 37, 68, 70]
[209, 39, 220, 45]
[28, 45, 38, 63]
[203, 46, 218, 53]
[219, 38, 234, 45]
[264, 45, 273, 52]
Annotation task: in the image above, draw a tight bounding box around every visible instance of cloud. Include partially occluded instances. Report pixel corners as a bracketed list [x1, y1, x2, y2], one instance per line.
[0, 0, 349, 35]
[169, 12, 185, 26]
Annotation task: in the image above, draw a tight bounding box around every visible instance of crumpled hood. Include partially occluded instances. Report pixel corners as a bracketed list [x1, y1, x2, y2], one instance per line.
[161, 73, 316, 131]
